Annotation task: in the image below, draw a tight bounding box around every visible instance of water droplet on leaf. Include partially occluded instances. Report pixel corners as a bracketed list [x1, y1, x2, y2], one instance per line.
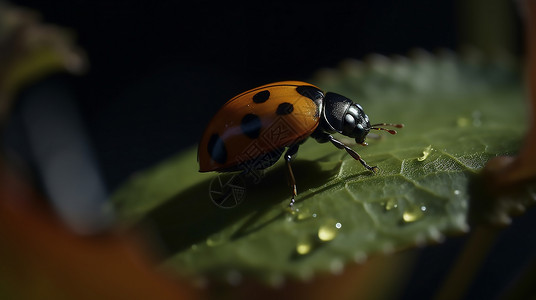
[383, 198, 399, 211]
[318, 221, 341, 242]
[206, 233, 225, 247]
[402, 205, 425, 223]
[418, 145, 433, 161]
[296, 239, 313, 255]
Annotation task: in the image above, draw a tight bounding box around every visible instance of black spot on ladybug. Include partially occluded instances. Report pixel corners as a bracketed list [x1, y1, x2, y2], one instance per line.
[207, 133, 227, 164]
[296, 85, 324, 101]
[276, 102, 294, 115]
[253, 90, 270, 103]
[241, 113, 262, 139]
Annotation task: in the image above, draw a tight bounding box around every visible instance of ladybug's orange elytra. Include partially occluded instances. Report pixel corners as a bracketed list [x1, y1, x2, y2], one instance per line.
[198, 81, 321, 172]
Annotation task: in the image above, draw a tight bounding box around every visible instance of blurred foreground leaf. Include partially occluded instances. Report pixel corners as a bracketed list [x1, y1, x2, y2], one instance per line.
[112, 50, 526, 285]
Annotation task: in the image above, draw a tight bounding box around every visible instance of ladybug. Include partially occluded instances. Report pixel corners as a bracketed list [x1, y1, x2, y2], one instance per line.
[198, 81, 403, 207]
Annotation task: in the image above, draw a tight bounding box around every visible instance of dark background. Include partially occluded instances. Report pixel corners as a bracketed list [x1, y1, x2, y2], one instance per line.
[9, 0, 459, 190]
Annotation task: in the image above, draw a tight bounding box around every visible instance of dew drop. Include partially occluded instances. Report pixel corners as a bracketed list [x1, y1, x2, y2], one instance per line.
[295, 208, 306, 220]
[454, 189, 461, 195]
[295, 208, 317, 221]
[335, 222, 342, 229]
[206, 233, 225, 247]
[402, 211, 419, 223]
[296, 239, 313, 255]
[318, 222, 340, 242]
[402, 206, 424, 223]
[287, 207, 299, 218]
[418, 145, 433, 161]
[384, 198, 398, 211]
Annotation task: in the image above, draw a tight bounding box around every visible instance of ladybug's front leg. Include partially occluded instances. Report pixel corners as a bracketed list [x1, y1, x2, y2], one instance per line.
[284, 144, 300, 208]
[313, 131, 378, 173]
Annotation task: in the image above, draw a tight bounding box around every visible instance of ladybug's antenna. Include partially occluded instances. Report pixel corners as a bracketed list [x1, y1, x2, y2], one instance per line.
[370, 123, 404, 135]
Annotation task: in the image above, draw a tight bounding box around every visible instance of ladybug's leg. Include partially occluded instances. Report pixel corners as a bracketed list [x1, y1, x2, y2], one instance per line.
[284, 144, 300, 208]
[330, 136, 378, 172]
[313, 131, 377, 172]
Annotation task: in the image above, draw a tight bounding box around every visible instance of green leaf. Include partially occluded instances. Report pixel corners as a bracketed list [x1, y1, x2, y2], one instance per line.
[111, 50, 526, 285]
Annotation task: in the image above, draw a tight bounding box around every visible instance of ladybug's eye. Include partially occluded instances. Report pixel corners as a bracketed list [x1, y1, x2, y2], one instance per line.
[342, 114, 356, 136]
[347, 106, 360, 117]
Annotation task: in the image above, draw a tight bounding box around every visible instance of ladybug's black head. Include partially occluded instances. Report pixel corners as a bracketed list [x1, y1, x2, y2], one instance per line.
[320, 92, 402, 144]
[321, 92, 372, 144]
